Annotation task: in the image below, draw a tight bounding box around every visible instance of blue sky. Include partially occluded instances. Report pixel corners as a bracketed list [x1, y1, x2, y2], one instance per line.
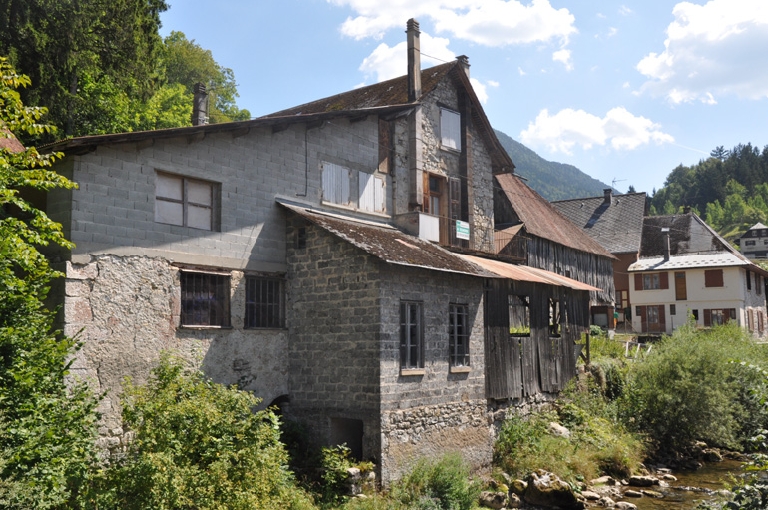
[159, 0, 768, 196]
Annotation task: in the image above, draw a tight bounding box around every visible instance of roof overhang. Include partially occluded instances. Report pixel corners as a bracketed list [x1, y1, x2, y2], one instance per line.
[459, 254, 601, 291]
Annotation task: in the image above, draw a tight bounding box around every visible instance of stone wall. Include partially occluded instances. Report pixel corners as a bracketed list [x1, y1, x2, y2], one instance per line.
[64, 254, 289, 449]
[285, 218, 383, 460]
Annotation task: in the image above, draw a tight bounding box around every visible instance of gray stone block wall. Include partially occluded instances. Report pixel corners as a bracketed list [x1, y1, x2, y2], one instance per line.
[285, 218, 383, 459]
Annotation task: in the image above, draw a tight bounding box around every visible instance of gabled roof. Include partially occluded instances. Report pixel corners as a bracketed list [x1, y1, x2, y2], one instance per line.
[551, 192, 646, 255]
[278, 199, 604, 290]
[635, 213, 768, 276]
[264, 60, 514, 173]
[495, 173, 614, 259]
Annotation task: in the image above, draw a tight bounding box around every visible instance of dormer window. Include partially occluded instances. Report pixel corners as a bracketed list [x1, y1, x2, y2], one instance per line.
[440, 108, 461, 151]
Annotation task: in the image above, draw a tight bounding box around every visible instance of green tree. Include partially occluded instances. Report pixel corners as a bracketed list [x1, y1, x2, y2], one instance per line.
[0, 57, 99, 509]
[705, 200, 725, 230]
[86, 355, 314, 510]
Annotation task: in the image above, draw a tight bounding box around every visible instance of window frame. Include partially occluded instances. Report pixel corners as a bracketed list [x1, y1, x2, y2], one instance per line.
[449, 303, 470, 368]
[400, 301, 424, 370]
[439, 107, 461, 152]
[244, 276, 285, 329]
[155, 171, 218, 231]
[643, 273, 660, 290]
[180, 270, 231, 327]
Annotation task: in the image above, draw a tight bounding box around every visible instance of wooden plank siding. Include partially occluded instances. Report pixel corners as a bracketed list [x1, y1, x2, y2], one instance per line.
[526, 235, 615, 306]
[485, 278, 589, 400]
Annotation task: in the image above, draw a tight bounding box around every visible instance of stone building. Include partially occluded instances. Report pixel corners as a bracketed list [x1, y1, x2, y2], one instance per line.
[43, 19, 601, 482]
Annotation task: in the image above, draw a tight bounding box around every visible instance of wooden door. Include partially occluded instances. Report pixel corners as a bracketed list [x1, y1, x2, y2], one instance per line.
[675, 272, 687, 300]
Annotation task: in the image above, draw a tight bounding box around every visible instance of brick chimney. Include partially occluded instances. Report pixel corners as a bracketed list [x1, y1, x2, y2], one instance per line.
[192, 82, 209, 126]
[603, 188, 612, 205]
[407, 19, 421, 102]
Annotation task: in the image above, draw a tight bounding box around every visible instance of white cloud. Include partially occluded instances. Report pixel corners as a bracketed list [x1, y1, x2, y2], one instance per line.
[637, 0, 768, 103]
[607, 27, 618, 37]
[519, 107, 674, 154]
[358, 32, 454, 82]
[330, 0, 576, 68]
[552, 49, 572, 70]
[518, 67, 527, 76]
[470, 78, 489, 103]
[488, 80, 500, 88]
[619, 5, 633, 16]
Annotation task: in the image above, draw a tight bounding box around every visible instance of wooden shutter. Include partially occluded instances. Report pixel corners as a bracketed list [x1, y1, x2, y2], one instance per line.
[449, 177, 462, 246]
[704, 309, 712, 327]
[748, 309, 755, 331]
[705, 269, 724, 287]
[675, 272, 687, 300]
[634, 273, 643, 291]
[638, 305, 647, 333]
[660, 272, 669, 290]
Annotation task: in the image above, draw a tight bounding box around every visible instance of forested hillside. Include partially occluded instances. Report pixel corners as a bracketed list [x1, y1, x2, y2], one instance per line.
[494, 129, 613, 201]
[649, 143, 768, 240]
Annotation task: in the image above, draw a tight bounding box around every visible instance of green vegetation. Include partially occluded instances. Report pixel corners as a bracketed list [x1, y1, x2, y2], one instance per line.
[494, 129, 613, 201]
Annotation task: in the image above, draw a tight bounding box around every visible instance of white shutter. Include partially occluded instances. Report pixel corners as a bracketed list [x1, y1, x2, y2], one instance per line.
[374, 176, 385, 213]
[358, 173, 386, 213]
[322, 163, 350, 205]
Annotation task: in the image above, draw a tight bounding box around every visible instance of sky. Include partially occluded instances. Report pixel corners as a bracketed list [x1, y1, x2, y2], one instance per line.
[159, 0, 768, 196]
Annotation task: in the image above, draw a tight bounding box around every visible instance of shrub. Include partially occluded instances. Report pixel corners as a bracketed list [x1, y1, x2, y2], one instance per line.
[83, 355, 315, 510]
[619, 322, 768, 454]
[390, 453, 479, 510]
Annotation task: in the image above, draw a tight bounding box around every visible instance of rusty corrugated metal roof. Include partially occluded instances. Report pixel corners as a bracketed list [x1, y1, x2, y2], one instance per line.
[495, 173, 614, 258]
[460, 254, 601, 291]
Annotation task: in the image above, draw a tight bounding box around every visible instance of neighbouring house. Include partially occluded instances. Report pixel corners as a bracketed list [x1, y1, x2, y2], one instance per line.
[493, 174, 617, 328]
[552, 190, 647, 330]
[629, 213, 768, 336]
[40, 19, 601, 482]
[735, 222, 768, 260]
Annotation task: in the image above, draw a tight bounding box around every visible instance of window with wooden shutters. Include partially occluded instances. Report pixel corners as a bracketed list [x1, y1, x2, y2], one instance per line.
[400, 301, 423, 369]
[423, 173, 443, 216]
[448, 177, 465, 247]
[704, 269, 724, 287]
[675, 272, 687, 300]
[321, 162, 351, 206]
[639, 272, 667, 290]
[449, 304, 469, 367]
[440, 108, 461, 151]
[180, 271, 230, 327]
[704, 308, 736, 327]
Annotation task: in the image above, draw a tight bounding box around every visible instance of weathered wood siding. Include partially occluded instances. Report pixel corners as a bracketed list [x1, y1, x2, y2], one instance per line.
[485, 279, 588, 400]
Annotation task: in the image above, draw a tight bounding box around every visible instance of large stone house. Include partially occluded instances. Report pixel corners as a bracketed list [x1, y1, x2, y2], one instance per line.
[552, 190, 647, 330]
[629, 213, 768, 336]
[735, 222, 768, 260]
[42, 20, 601, 482]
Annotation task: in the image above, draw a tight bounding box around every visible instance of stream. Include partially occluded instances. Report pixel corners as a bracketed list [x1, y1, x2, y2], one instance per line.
[631, 460, 742, 509]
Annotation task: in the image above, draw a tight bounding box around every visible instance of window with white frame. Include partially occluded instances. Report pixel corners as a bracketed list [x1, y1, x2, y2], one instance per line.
[245, 276, 284, 329]
[440, 108, 461, 151]
[400, 301, 423, 369]
[156, 172, 217, 230]
[449, 304, 470, 367]
[180, 271, 230, 327]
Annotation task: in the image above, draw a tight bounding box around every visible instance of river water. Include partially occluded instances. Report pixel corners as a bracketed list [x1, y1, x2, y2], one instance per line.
[631, 460, 742, 509]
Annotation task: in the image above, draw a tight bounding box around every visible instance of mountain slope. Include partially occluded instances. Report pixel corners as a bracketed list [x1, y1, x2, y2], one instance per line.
[494, 129, 613, 201]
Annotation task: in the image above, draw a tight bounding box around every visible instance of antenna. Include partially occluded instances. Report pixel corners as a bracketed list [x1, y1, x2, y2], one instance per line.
[611, 177, 626, 189]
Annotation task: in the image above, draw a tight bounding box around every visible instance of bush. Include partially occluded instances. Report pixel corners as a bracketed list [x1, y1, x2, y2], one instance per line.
[83, 355, 315, 510]
[619, 322, 768, 454]
[389, 453, 479, 510]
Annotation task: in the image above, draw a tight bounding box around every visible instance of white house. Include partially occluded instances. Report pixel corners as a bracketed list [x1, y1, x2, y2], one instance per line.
[629, 213, 768, 336]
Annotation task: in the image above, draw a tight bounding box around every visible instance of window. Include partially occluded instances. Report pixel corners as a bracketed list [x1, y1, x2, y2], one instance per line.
[670, 304, 676, 316]
[321, 162, 386, 214]
[449, 304, 469, 367]
[440, 108, 461, 151]
[180, 271, 230, 327]
[400, 301, 423, 369]
[747, 270, 752, 291]
[423, 174, 443, 216]
[692, 309, 699, 321]
[704, 269, 724, 288]
[156, 172, 216, 230]
[647, 306, 659, 325]
[746, 240, 756, 246]
[759, 275, 763, 295]
[704, 308, 736, 327]
[635, 272, 668, 291]
[245, 277, 284, 328]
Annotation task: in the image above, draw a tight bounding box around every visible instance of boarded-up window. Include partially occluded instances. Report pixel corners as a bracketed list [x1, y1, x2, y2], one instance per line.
[321, 163, 351, 206]
[704, 269, 724, 287]
[400, 301, 423, 369]
[449, 304, 469, 367]
[180, 271, 230, 327]
[440, 108, 461, 151]
[359, 173, 385, 213]
[245, 277, 284, 329]
[156, 172, 216, 230]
